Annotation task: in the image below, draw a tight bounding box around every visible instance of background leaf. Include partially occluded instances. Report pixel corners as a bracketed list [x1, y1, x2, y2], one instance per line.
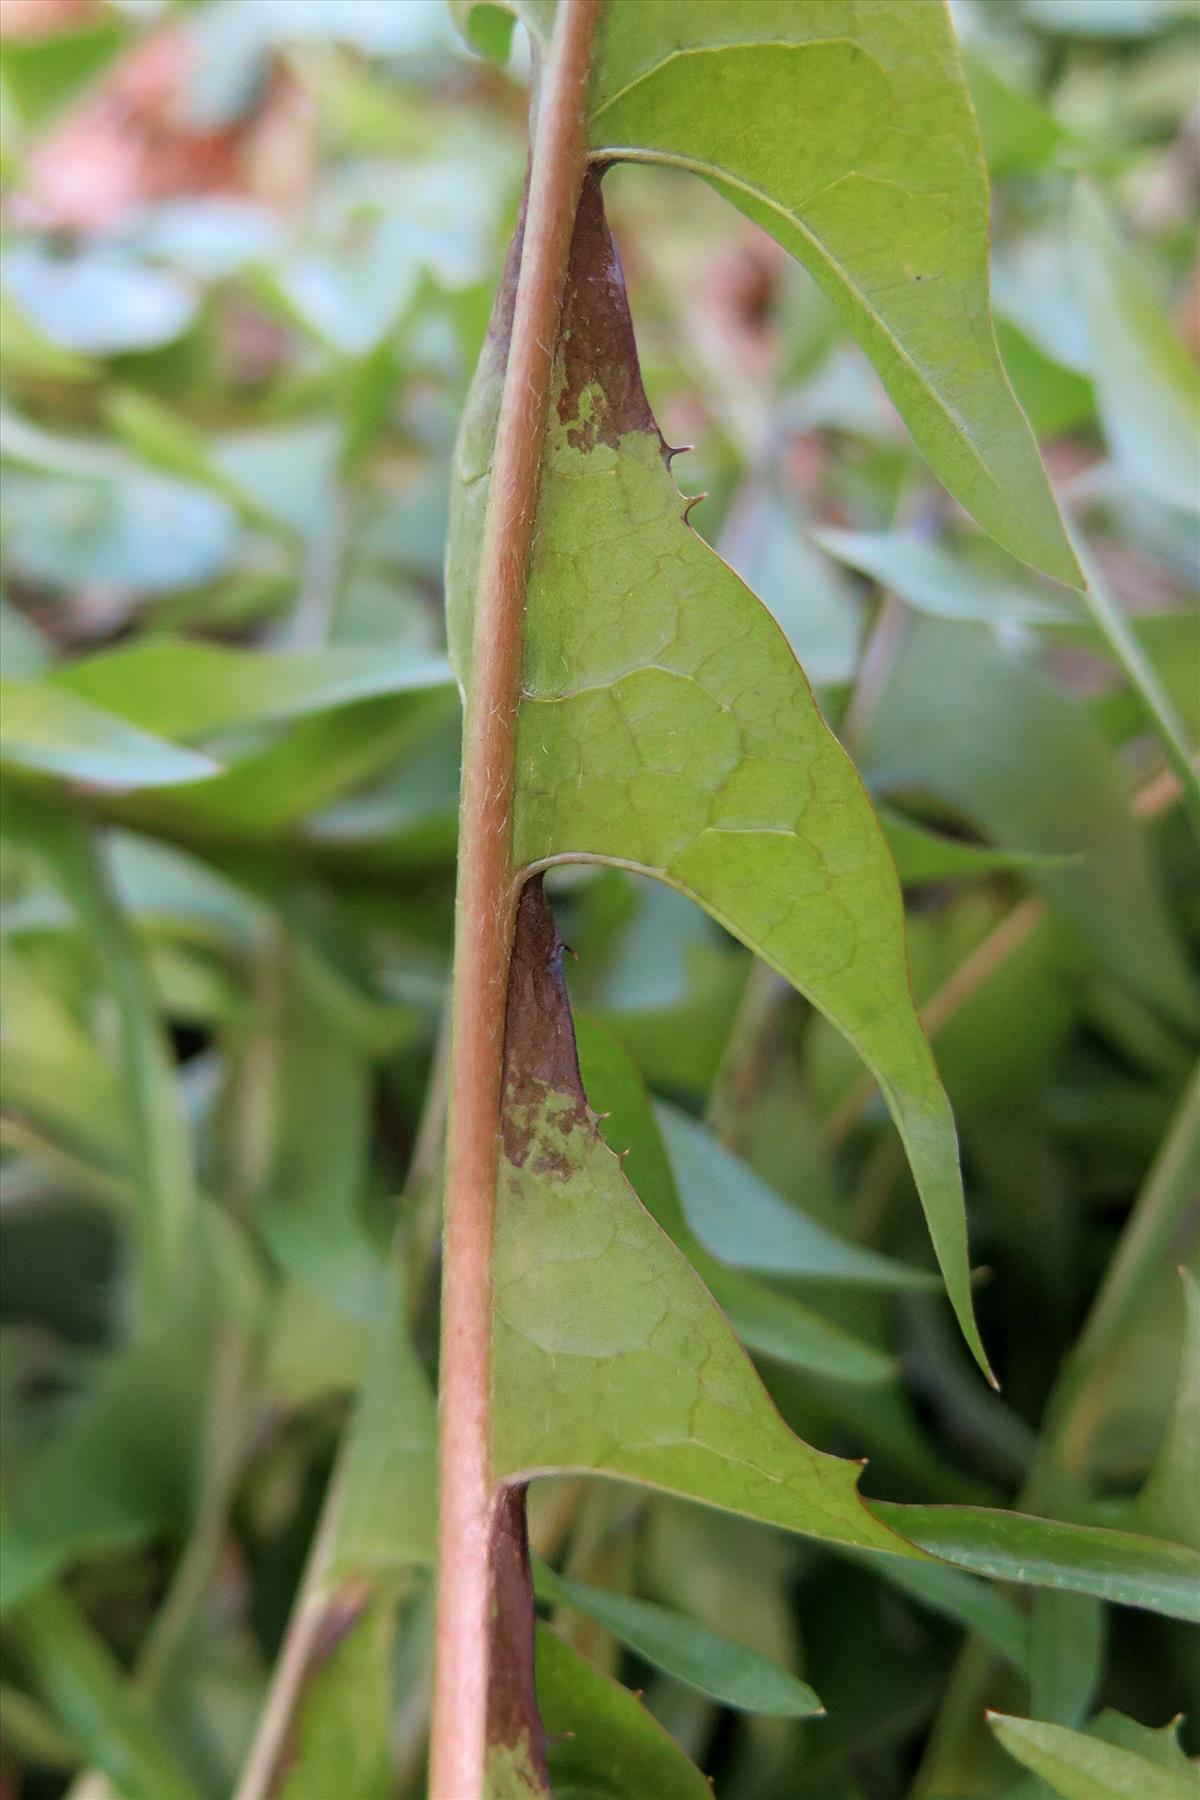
[989, 1711, 1200, 1799]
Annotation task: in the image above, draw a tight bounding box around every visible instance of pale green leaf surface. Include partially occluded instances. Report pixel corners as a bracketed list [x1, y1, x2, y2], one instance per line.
[1075, 184, 1200, 515]
[875, 1504, 1200, 1621]
[51, 638, 453, 742]
[536, 1626, 713, 1800]
[654, 1098, 937, 1290]
[534, 1560, 824, 1717]
[813, 527, 1081, 626]
[0, 679, 218, 791]
[1132, 1272, 1200, 1550]
[577, 1016, 896, 1385]
[586, 1, 1078, 584]
[1090, 1713, 1200, 1778]
[491, 886, 919, 1553]
[989, 1712, 1200, 1800]
[449, 173, 987, 1369]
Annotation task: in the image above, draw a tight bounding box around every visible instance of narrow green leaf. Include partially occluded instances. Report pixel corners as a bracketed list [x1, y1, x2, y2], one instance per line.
[814, 527, 1080, 626]
[535, 1626, 712, 1800]
[11, 1584, 202, 1800]
[330, 1272, 439, 1578]
[534, 1560, 824, 1717]
[654, 1099, 937, 1290]
[103, 389, 275, 526]
[860, 1555, 1031, 1673]
[0, 1683, 80, 1773]
[587, 1, 1080, 584]
[51, 638, 453, 741]
[0, 679, 218, 791]
[255, 943, 391, 1321]
[0, 938, 128, 1177]
[1090, 1712, 1200, 1777]
[492, 883, 919, 1556]
[881, 808, 1077, 886]
[450, 172, 988, 1371]
[1075, 183, 1200, 515]
[1029, 1590, 1105, 1727]
[876, 1503, 1200, 1622]
[106, 685, 459, 844]
[1132, 1271, 1200, 1550]
[965, 52, 1066, 176]
[988, 1711, 1200, 1800]
[17, 801, 201, 1315]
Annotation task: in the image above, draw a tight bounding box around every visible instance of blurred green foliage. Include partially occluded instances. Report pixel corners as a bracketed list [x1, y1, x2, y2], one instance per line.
[0, 1, 1197, 1797]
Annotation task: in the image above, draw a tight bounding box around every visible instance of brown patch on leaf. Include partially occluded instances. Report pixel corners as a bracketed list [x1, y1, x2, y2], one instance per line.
[555, 168, 663, 453]
[485, 168, 669, 461]
[501, 877, 588, 1167]
[485, 1484, 551, 1794]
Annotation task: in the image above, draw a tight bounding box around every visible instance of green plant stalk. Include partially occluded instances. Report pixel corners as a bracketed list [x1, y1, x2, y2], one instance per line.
[429, 5, 598, 1794]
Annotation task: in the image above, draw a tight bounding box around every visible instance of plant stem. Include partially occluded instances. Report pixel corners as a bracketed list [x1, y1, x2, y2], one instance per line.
[430, 9, 597, 1792]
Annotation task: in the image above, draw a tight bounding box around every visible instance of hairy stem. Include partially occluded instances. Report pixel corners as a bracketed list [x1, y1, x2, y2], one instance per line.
[429, 7, 598, 1793]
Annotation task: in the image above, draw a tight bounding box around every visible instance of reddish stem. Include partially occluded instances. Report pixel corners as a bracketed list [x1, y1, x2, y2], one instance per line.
[429, 5, 598, 1795]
